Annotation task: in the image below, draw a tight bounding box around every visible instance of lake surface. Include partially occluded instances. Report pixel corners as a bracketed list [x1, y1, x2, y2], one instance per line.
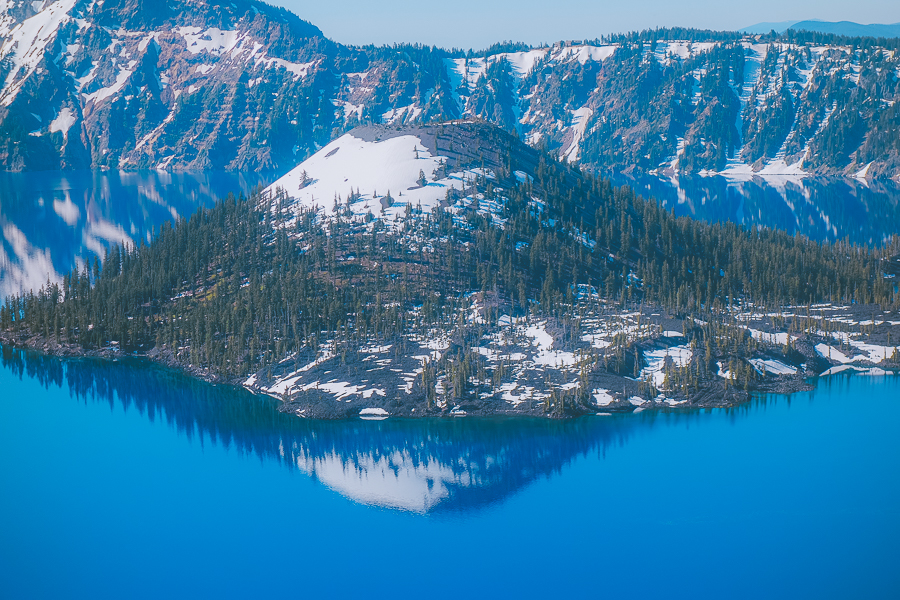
[611, 174, 900, 246]
[2, 172, 897, 597]
[1, 347, 898, 599]
[0, 171, 273, 298]
[1, 171, 899, 297]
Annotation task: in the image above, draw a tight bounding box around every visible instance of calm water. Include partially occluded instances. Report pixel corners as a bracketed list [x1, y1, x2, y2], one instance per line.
[1, 171, 899, 298]
[0, 347, 898, 599]
[0, 171, 274, 298]
[2, 172, 898, 597]
[611, 174, 900, 246]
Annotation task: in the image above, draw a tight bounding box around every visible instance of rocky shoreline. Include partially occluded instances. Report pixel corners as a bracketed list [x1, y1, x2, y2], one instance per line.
[4, 301, 896, 420]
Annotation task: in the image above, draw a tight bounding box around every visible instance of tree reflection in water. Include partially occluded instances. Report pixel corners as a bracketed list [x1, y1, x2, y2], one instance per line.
[0, 345, 738, 514]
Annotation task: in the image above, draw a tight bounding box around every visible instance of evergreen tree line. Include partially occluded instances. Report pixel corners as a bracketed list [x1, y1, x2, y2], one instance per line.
[2, 153, 897, 382]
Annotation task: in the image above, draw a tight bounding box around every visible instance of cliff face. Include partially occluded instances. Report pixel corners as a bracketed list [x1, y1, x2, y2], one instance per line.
[0, 0, 333, 171]
[1, 1, 898, 178]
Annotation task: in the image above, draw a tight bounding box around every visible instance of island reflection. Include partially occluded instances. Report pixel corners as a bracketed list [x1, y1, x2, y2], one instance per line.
[1, 345, 781, 514]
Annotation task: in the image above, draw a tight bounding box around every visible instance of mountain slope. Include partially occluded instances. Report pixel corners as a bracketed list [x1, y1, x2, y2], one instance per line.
[0, 2, 899, 178]
[789, 21, 900, 39]
[0, 0, 331, 170]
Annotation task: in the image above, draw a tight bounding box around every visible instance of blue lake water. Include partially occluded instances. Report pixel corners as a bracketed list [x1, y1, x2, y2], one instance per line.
[1, 171, 898, 597]
[610, 174, 900, 247]
[1, 348, 898, 599]
[0, 171, 273, 298]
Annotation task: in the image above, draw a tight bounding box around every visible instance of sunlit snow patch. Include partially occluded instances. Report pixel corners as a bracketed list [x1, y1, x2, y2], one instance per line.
[592, 389, 615, 406]
[359, 407, 389, 420]
[748, 359, 797, 375]
[265, 132, 461, 221]
[639, 345, 692, 388]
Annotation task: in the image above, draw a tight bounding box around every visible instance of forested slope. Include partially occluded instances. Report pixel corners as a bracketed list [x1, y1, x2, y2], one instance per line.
[3, 123, 897, 416]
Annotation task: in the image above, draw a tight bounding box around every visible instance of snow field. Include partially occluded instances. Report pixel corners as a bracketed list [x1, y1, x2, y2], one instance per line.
[639, 345, 693, 388]
[48, 107, 76, 137]
[265, 132, 515, 234]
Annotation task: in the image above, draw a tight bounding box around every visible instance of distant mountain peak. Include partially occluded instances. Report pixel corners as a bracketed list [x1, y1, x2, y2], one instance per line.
[787, 20, 900, 39]
[739, 20, 802, 34]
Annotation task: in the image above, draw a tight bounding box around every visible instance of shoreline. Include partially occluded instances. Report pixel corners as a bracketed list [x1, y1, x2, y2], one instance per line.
[3, 320, 894, 420]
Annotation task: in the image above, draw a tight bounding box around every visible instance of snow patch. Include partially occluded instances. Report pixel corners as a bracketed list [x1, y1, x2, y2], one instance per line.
[854, 161, 874, 180]
[593, 389, 614, 406]
[557, 45, 616, 65]
[0, 0, 78, 106]
[562, 106, 592, 163]
[48, 107, 76, 138]
[83, 67, 131, 104]
[359, 407, 389, 417]
[176, 27, 241, 55]
[748, 358, 797, 375]
[640, 345, 692, 388]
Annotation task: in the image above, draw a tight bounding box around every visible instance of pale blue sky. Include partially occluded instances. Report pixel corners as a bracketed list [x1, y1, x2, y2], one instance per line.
[269, 0, 900, 49]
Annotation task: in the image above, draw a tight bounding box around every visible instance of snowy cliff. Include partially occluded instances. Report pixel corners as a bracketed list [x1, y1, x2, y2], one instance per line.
[0, 2, 898, 178]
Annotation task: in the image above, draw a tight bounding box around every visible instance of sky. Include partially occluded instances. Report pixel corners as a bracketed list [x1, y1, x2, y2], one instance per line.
[269, 0, 900, 49]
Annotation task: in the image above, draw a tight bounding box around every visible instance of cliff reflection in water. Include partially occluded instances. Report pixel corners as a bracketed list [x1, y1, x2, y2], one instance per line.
[0, 345, 683, 514]
[611, 175, 900, 246]
[0, 170, 272, 298]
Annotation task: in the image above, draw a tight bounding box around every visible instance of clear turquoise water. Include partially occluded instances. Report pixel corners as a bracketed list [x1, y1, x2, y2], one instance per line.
[0, 348, 898, 599]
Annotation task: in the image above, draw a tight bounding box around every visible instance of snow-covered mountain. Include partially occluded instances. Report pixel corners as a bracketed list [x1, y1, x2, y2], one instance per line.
[0, 0, 329, 170]
[0, 0, 898, 178]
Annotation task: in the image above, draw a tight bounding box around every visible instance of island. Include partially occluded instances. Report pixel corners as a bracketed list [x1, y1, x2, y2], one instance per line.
[2, 123, 898, 418]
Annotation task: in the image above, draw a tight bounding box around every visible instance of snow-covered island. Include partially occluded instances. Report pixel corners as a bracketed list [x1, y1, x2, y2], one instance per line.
[1, 122, 897, 419]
